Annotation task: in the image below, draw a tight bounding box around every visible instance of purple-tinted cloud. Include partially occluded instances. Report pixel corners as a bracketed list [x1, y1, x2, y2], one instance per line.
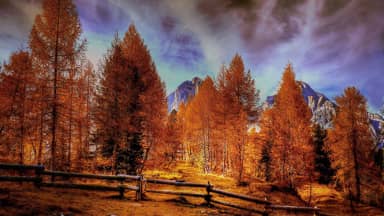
[75, 0, 128, 34]
[0, 0, 383, 110]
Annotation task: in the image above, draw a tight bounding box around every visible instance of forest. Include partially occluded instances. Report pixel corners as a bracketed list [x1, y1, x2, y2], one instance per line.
[0, 0, 383, 213]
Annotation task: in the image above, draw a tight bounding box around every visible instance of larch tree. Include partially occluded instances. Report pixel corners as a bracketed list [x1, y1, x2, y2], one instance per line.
[97, 24, 166, 175]
[268, 64, 314, 188]
[184, 76, 220, 173]
[0, 50, 34, 164]
[96, 35, 129, 174]
[177, 102, 189, 161]
[72, 60, 96, 171]
[326, 87, 373, 202]
[244, 128, 261, 178]
[161, 110, 182, 166]
[217, 54, 259, 182]
[29, 0, 86, 170]
[120, 25, 167, 173]
[216, 65, 230, 175]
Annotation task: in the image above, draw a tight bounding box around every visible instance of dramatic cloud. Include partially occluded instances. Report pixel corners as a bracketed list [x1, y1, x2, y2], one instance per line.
[0, 0, 383, 110]
[0, 0, 41, 59]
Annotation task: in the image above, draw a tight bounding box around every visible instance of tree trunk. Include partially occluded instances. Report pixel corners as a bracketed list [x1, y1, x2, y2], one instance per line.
[352, 130, 361, 202]
[51, 0, 61, 171]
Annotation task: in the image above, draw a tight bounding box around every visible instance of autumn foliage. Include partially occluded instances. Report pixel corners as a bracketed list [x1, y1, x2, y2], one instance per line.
[260, 64, 314, 188]
[326, 87, 376, 202]
[95, 25, 167, 175]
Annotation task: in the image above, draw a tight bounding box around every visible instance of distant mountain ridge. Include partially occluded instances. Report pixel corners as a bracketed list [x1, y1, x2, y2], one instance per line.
[167, 77, 202, 112]
[263, 81, 336, 128]
[167, 78, 383, 149]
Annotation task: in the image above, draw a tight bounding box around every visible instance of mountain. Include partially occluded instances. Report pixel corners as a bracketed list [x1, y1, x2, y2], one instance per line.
[167, 77, 202, 112]
[369, 113, 384, 150]
[263, 81, 383, 150]
[168, 78, 383, 149]
[263, 81, 336, 128]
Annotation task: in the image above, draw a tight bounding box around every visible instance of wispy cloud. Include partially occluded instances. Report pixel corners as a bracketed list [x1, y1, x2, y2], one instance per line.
[0, 0, 383, 110]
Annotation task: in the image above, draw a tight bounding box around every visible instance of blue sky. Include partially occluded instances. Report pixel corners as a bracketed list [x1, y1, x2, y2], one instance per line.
[0, 0, 383, 111]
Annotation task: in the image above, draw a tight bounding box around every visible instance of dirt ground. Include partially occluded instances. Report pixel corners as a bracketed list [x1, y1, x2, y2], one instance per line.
[0, 183, 240, 216]
[0, 163, 383, 216]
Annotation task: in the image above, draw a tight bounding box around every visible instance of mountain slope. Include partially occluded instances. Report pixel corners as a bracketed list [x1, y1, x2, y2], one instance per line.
[263, 81, 336, 128]
[167, 77, 202, 112]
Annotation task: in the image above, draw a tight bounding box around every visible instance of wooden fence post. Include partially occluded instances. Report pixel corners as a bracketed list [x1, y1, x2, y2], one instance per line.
[34, 165, 44, 188]
[136, 175, 143, 201]
[119, 178, 125, 199]
[263, 196, 270, 216]
[205, 181, 212, 206]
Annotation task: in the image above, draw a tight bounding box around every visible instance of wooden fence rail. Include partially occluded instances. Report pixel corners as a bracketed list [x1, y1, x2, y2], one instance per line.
[0, 163, 321, 215]
[145, 178, 208, 187]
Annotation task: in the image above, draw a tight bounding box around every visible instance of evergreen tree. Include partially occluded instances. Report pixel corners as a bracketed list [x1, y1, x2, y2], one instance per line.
[258, 109, 274, 181]
[374, 107, 384, 172]
[260, 140, 272, 182]
[312, 124, 334, 184]
[117, 133, 143, 175]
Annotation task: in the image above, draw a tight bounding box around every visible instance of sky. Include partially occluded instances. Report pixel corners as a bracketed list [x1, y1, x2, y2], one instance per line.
[0, 0, 383, 111]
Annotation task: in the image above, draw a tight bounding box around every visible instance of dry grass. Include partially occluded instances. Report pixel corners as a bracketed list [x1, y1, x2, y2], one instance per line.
[1, 163, 383, 215]
[0, 182, 239, 216]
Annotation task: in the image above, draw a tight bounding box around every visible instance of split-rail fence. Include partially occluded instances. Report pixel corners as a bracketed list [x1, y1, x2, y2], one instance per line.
[0, 163, 321, 215]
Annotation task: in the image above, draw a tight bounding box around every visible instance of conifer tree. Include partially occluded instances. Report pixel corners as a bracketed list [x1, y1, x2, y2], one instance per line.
[0, 50, 34, 163]
[267, 64, 314, 188]
[216, 65, 230, 175]
[258, 109, 275, 181]
[216, 54, 259, 182]
[29, 0, 86, 170]
[184, 76, 219, 173]
[97, 25, 166, 174]
[326, 87, 373, 202]
[96, 35, 129, 173]
[313, 124, 334, 184]
[160, 110, 182, 165]
[121, 25, 167, 172]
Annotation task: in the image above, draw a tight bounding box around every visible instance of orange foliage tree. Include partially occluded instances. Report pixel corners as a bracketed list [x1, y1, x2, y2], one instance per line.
[216, 54, 259, 182]
[96, 25, 166, 174]
[29, 0, 86, 170]
[266, 64, 314, 188]
[0, 51, 34, 164]
[159, 110, 182, 166]
[183, 76, 220, 173]
[121, 25, 167, 173]
[326, 87, 374, 202]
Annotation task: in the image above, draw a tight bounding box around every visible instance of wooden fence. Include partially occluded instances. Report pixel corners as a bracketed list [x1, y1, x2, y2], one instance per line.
[0, 163, 320, 215]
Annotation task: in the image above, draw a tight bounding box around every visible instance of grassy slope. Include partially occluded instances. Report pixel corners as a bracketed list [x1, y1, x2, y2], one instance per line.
[0, 163, 383, 215]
